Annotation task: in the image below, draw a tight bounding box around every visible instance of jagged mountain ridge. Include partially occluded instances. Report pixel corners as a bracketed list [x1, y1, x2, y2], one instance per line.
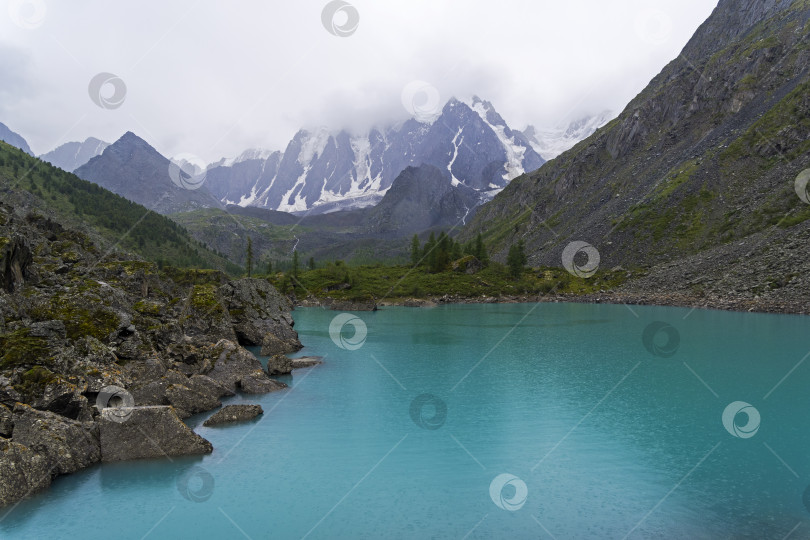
[0, 122, 33, 156]
[462, 0, 810, 303]
[205, 96, 545, 214]
[39, 137, 109, 172]
[74, 132, 222, 215]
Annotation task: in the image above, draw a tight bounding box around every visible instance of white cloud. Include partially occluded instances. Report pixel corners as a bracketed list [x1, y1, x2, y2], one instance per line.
[0, 0, 717, 161]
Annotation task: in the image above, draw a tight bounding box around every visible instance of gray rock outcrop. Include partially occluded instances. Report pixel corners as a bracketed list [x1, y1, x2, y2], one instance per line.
[203, 405, 263, 427]
[11, 404, 100, 475]
[99, 406, 212, 462]
[0, 440, 52, 506]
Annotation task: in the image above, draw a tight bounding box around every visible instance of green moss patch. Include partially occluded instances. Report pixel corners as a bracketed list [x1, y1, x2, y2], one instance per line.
[0, 329, 52, 369]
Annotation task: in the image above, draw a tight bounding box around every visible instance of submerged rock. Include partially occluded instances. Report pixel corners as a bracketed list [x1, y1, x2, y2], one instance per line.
[291, 356, 323, 369]
[203, 404, 263, 427]
[99, 406, 212, 462]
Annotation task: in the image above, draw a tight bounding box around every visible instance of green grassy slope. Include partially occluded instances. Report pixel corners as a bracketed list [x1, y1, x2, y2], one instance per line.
[0, 141, 241, 273]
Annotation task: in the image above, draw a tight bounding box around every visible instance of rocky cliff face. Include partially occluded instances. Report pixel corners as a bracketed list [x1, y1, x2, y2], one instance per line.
[0, 200, 302, 506]
[463, 0, 810, 304]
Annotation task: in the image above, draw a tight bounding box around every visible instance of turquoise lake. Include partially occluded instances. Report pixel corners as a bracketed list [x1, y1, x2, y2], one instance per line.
[2, 302, 810, 539]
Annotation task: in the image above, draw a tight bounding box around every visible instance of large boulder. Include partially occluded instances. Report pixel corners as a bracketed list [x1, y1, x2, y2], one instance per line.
[239, 370, 287, 394]
[165, 384, 221, 417]
[266, 354, 293, 376]
[181, 284, 238, 346]
[188, 374, 235, 399]
[204, 340, 264, 392]
[219, 278, 302, 349]
[0, 375, 21, 408]
[259, 332, 303, 356]
[130, 369, 188, 406]
[11, 404, 101, 475]
[0, 440, 52, 506]
[203, 405, 263, 427]
[23, 376, 92, 421]
[99, 406, 212, 462]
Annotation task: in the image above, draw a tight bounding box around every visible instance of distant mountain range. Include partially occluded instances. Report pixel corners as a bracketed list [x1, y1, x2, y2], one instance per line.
[40, 137, 110, 172]
[2, 95, 610, 224]
[205, 96, 546, 214]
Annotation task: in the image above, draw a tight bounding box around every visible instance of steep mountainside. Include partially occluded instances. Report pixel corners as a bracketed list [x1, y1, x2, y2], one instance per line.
[175, 164, 481, 265]
[205, 97, 544, 213]
[0, 122, 33, 156]
[363, 165, 481, 234]
[74, 132, 221, 215]
[40, 137, 109, 172]
[0, 141, 238, 273]
[463, 0, 810, 304]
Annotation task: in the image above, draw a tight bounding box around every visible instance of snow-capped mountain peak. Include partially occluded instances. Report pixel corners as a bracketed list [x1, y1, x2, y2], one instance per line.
[204, 96, 546, 214]
[523, 110, 615, 161]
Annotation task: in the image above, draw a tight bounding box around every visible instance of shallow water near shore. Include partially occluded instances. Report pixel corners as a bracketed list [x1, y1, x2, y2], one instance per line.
[2, 302, 810, 539]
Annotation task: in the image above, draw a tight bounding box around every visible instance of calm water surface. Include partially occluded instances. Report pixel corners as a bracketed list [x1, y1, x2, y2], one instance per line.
[2, 302, 810, 539]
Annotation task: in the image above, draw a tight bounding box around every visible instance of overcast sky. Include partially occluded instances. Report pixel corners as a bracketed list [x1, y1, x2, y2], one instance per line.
[1, 0, 717, 163]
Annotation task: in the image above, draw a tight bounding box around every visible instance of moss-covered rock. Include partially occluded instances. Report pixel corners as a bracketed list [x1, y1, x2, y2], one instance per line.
[0, 328, 52, 369]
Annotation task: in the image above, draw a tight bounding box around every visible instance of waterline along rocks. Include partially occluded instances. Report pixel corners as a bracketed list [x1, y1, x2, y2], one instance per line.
[203, 404, 263, 427]
[0, 200, 304, 506]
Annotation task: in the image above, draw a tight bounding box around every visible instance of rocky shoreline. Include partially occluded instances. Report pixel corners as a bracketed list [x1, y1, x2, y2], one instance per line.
[298, 289, 810, 316]
[0, 202, 317, 506]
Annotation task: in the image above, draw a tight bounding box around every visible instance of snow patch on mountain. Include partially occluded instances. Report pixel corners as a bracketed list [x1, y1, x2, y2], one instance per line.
[523, 111, 614, 160]
[215, 148, 273, 168]
[469, 98, 527, 181]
